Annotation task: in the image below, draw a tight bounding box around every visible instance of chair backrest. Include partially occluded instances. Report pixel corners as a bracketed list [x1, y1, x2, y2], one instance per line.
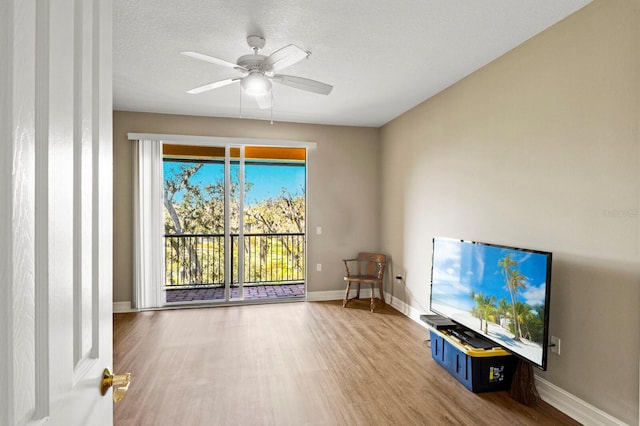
[357, 252, 386, 279]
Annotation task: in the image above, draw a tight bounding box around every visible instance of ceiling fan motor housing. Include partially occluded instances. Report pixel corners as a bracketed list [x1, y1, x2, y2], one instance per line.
[237, 54, 273, 75]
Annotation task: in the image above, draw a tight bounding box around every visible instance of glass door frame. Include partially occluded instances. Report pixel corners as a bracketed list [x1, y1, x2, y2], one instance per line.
[224, 144, 246, 302]
[131, 132, 316, 306]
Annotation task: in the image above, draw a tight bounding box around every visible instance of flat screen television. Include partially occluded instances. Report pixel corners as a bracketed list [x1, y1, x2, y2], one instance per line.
[430, 237, 552, 370]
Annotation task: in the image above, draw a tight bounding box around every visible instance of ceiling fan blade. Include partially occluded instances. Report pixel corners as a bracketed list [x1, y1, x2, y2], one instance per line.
[272, 74, 333, 95]
[186, 78, 240, 94]
[181, 51, 247, 71]
[254, 93, 271, 109]
[265, 45, 308, 72]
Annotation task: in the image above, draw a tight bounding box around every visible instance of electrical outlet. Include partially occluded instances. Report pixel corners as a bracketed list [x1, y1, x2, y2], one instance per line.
[316, 263, 322, 272]
[550, 336, 561, 355]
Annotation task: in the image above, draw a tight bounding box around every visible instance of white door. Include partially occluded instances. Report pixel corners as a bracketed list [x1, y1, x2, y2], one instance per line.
[0, 1, 114, 425]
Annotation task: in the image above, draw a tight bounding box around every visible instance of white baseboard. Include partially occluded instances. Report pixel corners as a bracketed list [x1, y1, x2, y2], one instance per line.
[535, 377, 627, 426]
[305, 290, 429, 325]
[386, 292, 430, 326]
[113, 301, 134, 313]
[305, 289, 345, 301]
[306, 288, 376, 302]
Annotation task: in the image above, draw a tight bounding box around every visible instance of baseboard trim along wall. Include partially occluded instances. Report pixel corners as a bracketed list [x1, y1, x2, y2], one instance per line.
[114, 293, 627, 425]
[305, 289, 346, 301]
[305, 289, 378, 302]
[534, 377, 628, 426]
[113, 301, 133, 313]
[385, 292, 427, 324]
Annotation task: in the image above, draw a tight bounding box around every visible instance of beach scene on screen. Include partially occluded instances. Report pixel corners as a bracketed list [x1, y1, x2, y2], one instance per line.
[431, 238, 549, 366]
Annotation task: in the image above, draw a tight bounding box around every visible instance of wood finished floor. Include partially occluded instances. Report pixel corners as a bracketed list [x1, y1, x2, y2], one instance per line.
[113, 300, 580, 426]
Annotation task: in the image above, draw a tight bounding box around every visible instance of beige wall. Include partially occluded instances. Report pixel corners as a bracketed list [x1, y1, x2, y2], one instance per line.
[113, 112, 380, 302]
[380, 0, 639, 423]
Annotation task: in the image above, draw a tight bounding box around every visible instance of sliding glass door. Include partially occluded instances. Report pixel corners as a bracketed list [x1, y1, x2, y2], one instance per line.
[162, 144, 306, 304]
[241, 147, 306, 300]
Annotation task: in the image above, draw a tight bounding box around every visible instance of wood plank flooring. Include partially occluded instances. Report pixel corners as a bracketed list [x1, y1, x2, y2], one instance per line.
[113, 300, 580, 426]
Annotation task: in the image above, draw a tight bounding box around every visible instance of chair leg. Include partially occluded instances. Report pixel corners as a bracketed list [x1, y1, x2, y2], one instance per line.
[370, 284, 375, 312]
[379, 281, 386, 305]
[343, 281, 351, 307]
[356, 283, 361, 299]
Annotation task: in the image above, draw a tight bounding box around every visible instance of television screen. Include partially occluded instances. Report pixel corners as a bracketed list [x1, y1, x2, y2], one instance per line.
[430, 237, 552, 370]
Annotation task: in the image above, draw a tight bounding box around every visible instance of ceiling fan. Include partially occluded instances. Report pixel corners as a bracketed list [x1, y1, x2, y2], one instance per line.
[181, 35, 333, 109]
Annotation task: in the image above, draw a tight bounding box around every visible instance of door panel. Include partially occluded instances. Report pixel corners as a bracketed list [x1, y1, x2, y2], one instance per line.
[0, 1, 113, 425]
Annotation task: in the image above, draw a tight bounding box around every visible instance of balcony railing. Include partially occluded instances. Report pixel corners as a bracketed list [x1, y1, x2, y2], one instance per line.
[164, 233, 305, 288]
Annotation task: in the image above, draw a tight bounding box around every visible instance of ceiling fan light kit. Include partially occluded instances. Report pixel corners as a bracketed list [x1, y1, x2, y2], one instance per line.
[181, 35, 332, 109]
[241, 73, 272, 96]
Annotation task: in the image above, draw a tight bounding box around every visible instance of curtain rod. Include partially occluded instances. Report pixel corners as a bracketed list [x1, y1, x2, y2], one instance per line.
[127, 133, 317, 149]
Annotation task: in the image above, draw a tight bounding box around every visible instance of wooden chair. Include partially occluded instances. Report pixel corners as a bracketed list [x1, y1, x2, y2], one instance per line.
[342, 253, 387, 312]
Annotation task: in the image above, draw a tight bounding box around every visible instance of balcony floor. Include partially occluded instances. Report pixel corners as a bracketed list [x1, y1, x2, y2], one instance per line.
[166, 284, 305, 303]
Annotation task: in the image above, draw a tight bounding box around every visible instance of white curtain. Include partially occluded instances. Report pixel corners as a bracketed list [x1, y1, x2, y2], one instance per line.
[132, 139, 165, 309]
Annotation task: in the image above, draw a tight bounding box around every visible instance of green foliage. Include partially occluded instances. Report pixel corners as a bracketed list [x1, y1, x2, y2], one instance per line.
[507, 302, 545, 344]
[495, 255, 545, 344]
[470, 291, 497, 334]
[498, 254, 528, 342]
[244, 188, 305, 234]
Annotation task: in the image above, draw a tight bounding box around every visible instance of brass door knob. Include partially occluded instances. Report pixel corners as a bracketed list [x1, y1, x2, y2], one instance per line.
[101, 368, 131, 402]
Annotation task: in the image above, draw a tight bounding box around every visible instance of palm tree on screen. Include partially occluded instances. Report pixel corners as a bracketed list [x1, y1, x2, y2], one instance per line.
[498, 297, 510, 328]
[470, 291, 497, 334]
[470, 291, 483, 329]
[498, 254, 527, 342]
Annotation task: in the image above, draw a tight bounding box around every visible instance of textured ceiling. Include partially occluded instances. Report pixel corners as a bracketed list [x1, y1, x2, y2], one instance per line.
[113, 0, 592, 127]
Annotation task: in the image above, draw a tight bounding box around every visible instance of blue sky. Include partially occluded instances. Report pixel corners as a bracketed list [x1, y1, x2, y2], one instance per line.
[245, 163, 305, 204]
[431, 238, 550, 310]
[163, 161, 305, 205]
